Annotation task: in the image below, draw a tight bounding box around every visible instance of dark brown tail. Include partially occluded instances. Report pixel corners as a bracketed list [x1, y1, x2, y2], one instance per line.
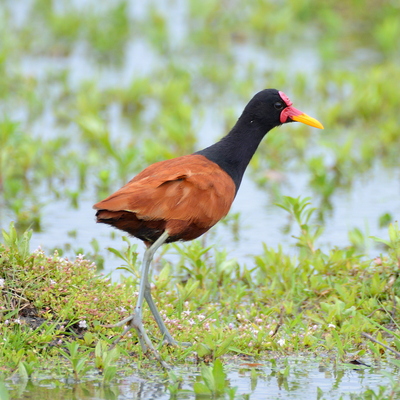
[95, 209, 148, 238]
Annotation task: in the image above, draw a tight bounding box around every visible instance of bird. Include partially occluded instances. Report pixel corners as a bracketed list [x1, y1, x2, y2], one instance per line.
[93, 89, 323, 364]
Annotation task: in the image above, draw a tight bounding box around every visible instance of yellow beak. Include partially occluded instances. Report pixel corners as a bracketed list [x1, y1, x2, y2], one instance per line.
[291, 113, 324, 129]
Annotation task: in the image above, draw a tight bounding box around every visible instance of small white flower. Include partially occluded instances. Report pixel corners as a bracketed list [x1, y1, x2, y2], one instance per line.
[197, 314, 205, 321]
[14, 318, 21, 325]
[50, 279, 57, 285]
[0, 278, 4, 288]
[328, 323, 336, 329]
[277, 338, 285, 347]
[79, 320, 87, 328]
[4, 320, 9, 325]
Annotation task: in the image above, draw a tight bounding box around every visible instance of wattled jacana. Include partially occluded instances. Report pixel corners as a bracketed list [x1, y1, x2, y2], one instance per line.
[93, 89, 323, 362]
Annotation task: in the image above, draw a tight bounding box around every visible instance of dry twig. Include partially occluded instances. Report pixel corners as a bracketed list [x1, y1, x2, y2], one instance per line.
[361, 332, 400, 358]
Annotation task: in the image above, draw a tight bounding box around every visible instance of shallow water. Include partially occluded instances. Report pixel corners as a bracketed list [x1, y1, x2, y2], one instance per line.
[4, 357, 398, 399]
[26, 162, 400, 280]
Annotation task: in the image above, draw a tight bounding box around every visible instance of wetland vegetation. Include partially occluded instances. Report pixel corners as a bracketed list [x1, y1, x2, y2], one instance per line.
[1, 0, 400, 398]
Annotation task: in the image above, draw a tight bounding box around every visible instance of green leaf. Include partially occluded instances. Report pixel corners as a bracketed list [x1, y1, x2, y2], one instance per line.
[214, 335, 235, 358]
[104, 347, 119, 366]
[388, 222, 399, 244]
[103, 366, 117, 383]
[18, 362, 29, 381]
[212, 359, 226, 393]
[0, 381, 9, 400]
[193, 382, 211, 395]
[157, 264, 171, 282]
[74, 357, 89, 374]
[200, 364, 215, 392]
[107, 247, 126, 260]
[369, 236, 391, 247]
[196, 343, 211, 358]
[226, 386, 238, 400]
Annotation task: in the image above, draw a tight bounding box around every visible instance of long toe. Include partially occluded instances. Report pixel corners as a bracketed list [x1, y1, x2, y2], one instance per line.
[103, 314, 134, 328]
[108, 322, 134, 351]
[131, 320, 170, 369]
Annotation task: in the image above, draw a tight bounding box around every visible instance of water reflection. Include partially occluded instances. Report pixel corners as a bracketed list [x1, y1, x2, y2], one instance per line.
[5, 358, 399, 400]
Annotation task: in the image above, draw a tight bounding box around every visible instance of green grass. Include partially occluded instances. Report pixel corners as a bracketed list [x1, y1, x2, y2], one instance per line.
[1, 199, 400, 379]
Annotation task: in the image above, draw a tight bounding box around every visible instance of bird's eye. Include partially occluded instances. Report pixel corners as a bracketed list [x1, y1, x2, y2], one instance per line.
[274, 101, 284, 110]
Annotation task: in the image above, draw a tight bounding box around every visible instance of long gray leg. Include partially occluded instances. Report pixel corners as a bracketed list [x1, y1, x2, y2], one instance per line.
[144, 291, 191, 347]
[144, 281, 178, 345]
[109, 231, 170, 368]
[143, 246, 191, 347]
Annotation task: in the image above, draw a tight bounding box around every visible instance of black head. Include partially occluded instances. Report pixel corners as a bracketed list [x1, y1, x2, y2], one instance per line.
[241, 89, 324, 130]
[195, 89, 322, 193]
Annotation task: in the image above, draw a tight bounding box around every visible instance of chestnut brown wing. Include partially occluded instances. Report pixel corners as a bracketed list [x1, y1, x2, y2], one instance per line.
[93, 154, 236, 231]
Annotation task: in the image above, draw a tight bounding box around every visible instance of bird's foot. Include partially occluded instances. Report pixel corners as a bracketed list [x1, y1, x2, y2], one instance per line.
[108, 312, 170, 370]
[102, 314, 134, 329]
[106, 314, 191, 348]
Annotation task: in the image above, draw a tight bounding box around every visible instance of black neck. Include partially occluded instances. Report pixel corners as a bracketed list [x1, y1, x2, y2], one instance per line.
[195, 115, 275, 193]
